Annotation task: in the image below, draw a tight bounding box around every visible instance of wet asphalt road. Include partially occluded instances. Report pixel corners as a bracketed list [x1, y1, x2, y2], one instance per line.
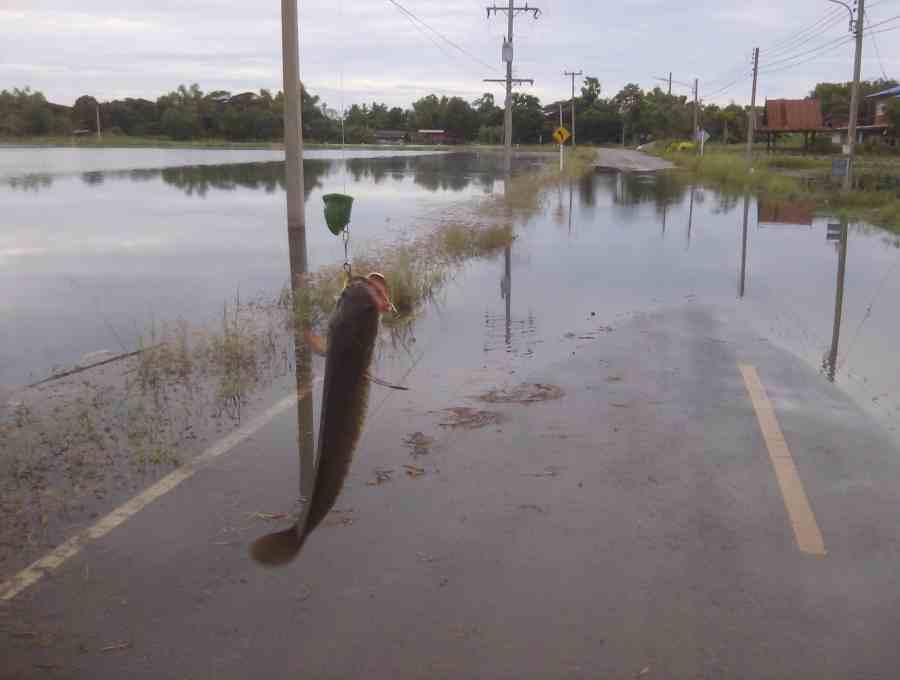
[4, 303, 900, 679]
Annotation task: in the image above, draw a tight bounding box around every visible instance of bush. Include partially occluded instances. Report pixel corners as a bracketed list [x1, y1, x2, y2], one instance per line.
[810, 136, 840, 154]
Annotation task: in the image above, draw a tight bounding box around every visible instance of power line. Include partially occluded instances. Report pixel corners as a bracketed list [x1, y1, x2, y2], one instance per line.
[386, 0, 499, 72]
[704, 73, 752, 99]
[865, 13, 890, 79]
[765, 6, 846, 56]
[758, 37, 855, 76]
[759, 33, 854, 71]
[864, 12, 900, 29]
[764, 12, 848, 61]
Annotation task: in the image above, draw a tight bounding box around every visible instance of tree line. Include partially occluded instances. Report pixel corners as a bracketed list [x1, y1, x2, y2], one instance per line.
[1, 77, 897, 145]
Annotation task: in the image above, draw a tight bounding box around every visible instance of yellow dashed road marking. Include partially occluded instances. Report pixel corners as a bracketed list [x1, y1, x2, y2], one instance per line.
[0, 389, 308, 601]
[739, 364, 826, 556]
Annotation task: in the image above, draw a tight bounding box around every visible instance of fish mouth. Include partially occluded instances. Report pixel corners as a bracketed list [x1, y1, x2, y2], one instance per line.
[366, 272, 398, 314]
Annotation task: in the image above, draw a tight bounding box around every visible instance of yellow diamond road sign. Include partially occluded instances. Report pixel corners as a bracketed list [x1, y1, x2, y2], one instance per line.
[553, 126, 571, 144]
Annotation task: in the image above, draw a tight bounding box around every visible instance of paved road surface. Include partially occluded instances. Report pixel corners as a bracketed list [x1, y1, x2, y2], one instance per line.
[595, 147, 674, 172]
[4, 304, 900, 679]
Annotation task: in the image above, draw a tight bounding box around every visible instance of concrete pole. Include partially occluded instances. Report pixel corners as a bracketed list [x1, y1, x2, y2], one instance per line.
[746, 48, 759, 166]
[844, 0, 865, 191]
[503, 0, 514, 178]
[564, 70, 582, 147]
[96, 103, 101, 141]
[559, 101, 564, 171]
[668, 72, 672, 96]
[693, 78, 699, 145]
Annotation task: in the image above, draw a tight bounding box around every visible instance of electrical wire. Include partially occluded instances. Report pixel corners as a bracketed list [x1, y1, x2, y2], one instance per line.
[864, 12, 900, 29]
[759, 33, 855, 71]
[764, 5, 846, 54]
[865, 13, 890, 80]
[385, 0, 499, 72]
[758, 36, 855, 75]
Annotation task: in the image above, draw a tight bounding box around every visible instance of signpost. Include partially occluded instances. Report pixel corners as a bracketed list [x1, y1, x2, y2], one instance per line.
[554, 124, 570, 172]
[831, 157, 849, 180]
[827, 223, 844, 241]
[697, 129, 710, 156]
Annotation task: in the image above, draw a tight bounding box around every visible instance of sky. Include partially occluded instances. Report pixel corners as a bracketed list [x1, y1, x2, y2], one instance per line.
[2, 0, 899, 110]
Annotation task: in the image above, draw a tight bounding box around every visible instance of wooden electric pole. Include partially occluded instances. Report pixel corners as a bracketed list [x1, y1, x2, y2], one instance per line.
[281, 0, 306, 262]
[564, 69, 582, 146]
[485, 1, 539, 177]
[844, 0, 865, 190]
[746, 47, 759, 165]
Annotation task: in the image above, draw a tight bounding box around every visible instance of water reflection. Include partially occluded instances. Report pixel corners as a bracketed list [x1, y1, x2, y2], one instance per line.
[739, 193, 750, 298]
[4, 153, 513, 198]
[824, 221, 849, 381]
[758, 199, 815, 228]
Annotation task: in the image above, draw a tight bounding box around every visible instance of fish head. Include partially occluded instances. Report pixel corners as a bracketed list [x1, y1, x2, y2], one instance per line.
[365, 272, 397, 314]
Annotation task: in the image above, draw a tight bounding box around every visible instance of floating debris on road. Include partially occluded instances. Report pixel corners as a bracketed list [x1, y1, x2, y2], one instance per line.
[479, 382, 563, 404]
[437, 407, 504, 429]
[403, 431, 434, 457]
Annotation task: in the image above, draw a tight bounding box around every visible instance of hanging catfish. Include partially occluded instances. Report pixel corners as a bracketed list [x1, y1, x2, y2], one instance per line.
[250, 273, 395, 566]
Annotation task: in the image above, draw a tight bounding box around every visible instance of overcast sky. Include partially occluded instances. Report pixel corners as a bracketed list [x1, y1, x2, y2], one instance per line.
[2, 0, 898, 110]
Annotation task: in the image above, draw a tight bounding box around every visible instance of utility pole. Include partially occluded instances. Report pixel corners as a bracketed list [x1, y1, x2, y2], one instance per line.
[844, 0, 865, 191]
[281, 0, 305, 258]
[559, 101, 564, 171]
[485, 1, 539, 177]
[693, 78, 699, 144]
[668, 72, 672, 96]
[746, 47, 759, 165]
[95, 102, 101, 141]
[564, 69, 582, 146]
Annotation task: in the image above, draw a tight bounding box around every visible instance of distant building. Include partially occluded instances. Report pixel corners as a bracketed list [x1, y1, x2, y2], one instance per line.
[867, 84, 900, 127]
[758, 99, 826, 151]
[374, 130, 408, 144]
[416, 129, 450, 144]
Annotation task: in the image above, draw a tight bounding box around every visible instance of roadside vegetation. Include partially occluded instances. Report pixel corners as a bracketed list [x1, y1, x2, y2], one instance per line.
[657, 145, 900, 232]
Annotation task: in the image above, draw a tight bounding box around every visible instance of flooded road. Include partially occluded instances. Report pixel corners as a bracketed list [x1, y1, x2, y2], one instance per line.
[4, 148, 900, 678]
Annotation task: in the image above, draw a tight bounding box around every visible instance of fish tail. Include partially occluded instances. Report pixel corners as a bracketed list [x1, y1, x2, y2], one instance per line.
[249, 524, 306, 567]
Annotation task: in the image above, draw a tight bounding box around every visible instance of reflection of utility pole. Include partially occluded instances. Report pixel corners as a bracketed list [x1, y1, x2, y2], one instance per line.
[686, 185, 695, 247]
[662, 203, 667, 235]
[567, 180, 574, 235]
[739, 193, 750, 297]
[485, 0, 539, 177]
[746, 48, 759, 165]
[563, 69, 582, 146]
[501, 244, 512, 347]
[826, 220, 849, 381]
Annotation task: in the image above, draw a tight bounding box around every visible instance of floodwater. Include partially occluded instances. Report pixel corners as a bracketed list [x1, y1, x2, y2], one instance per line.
[3, 147, 900, 432]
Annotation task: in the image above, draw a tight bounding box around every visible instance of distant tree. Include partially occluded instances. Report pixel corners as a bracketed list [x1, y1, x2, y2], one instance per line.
[580, 77, 602, 108]
[510, 93, 544, 143]
[72, 95, 100, 131]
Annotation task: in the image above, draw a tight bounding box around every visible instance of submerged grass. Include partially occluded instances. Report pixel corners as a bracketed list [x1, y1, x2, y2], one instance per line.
[661, 149, 900, 232]
[0, 147, 593, 561]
